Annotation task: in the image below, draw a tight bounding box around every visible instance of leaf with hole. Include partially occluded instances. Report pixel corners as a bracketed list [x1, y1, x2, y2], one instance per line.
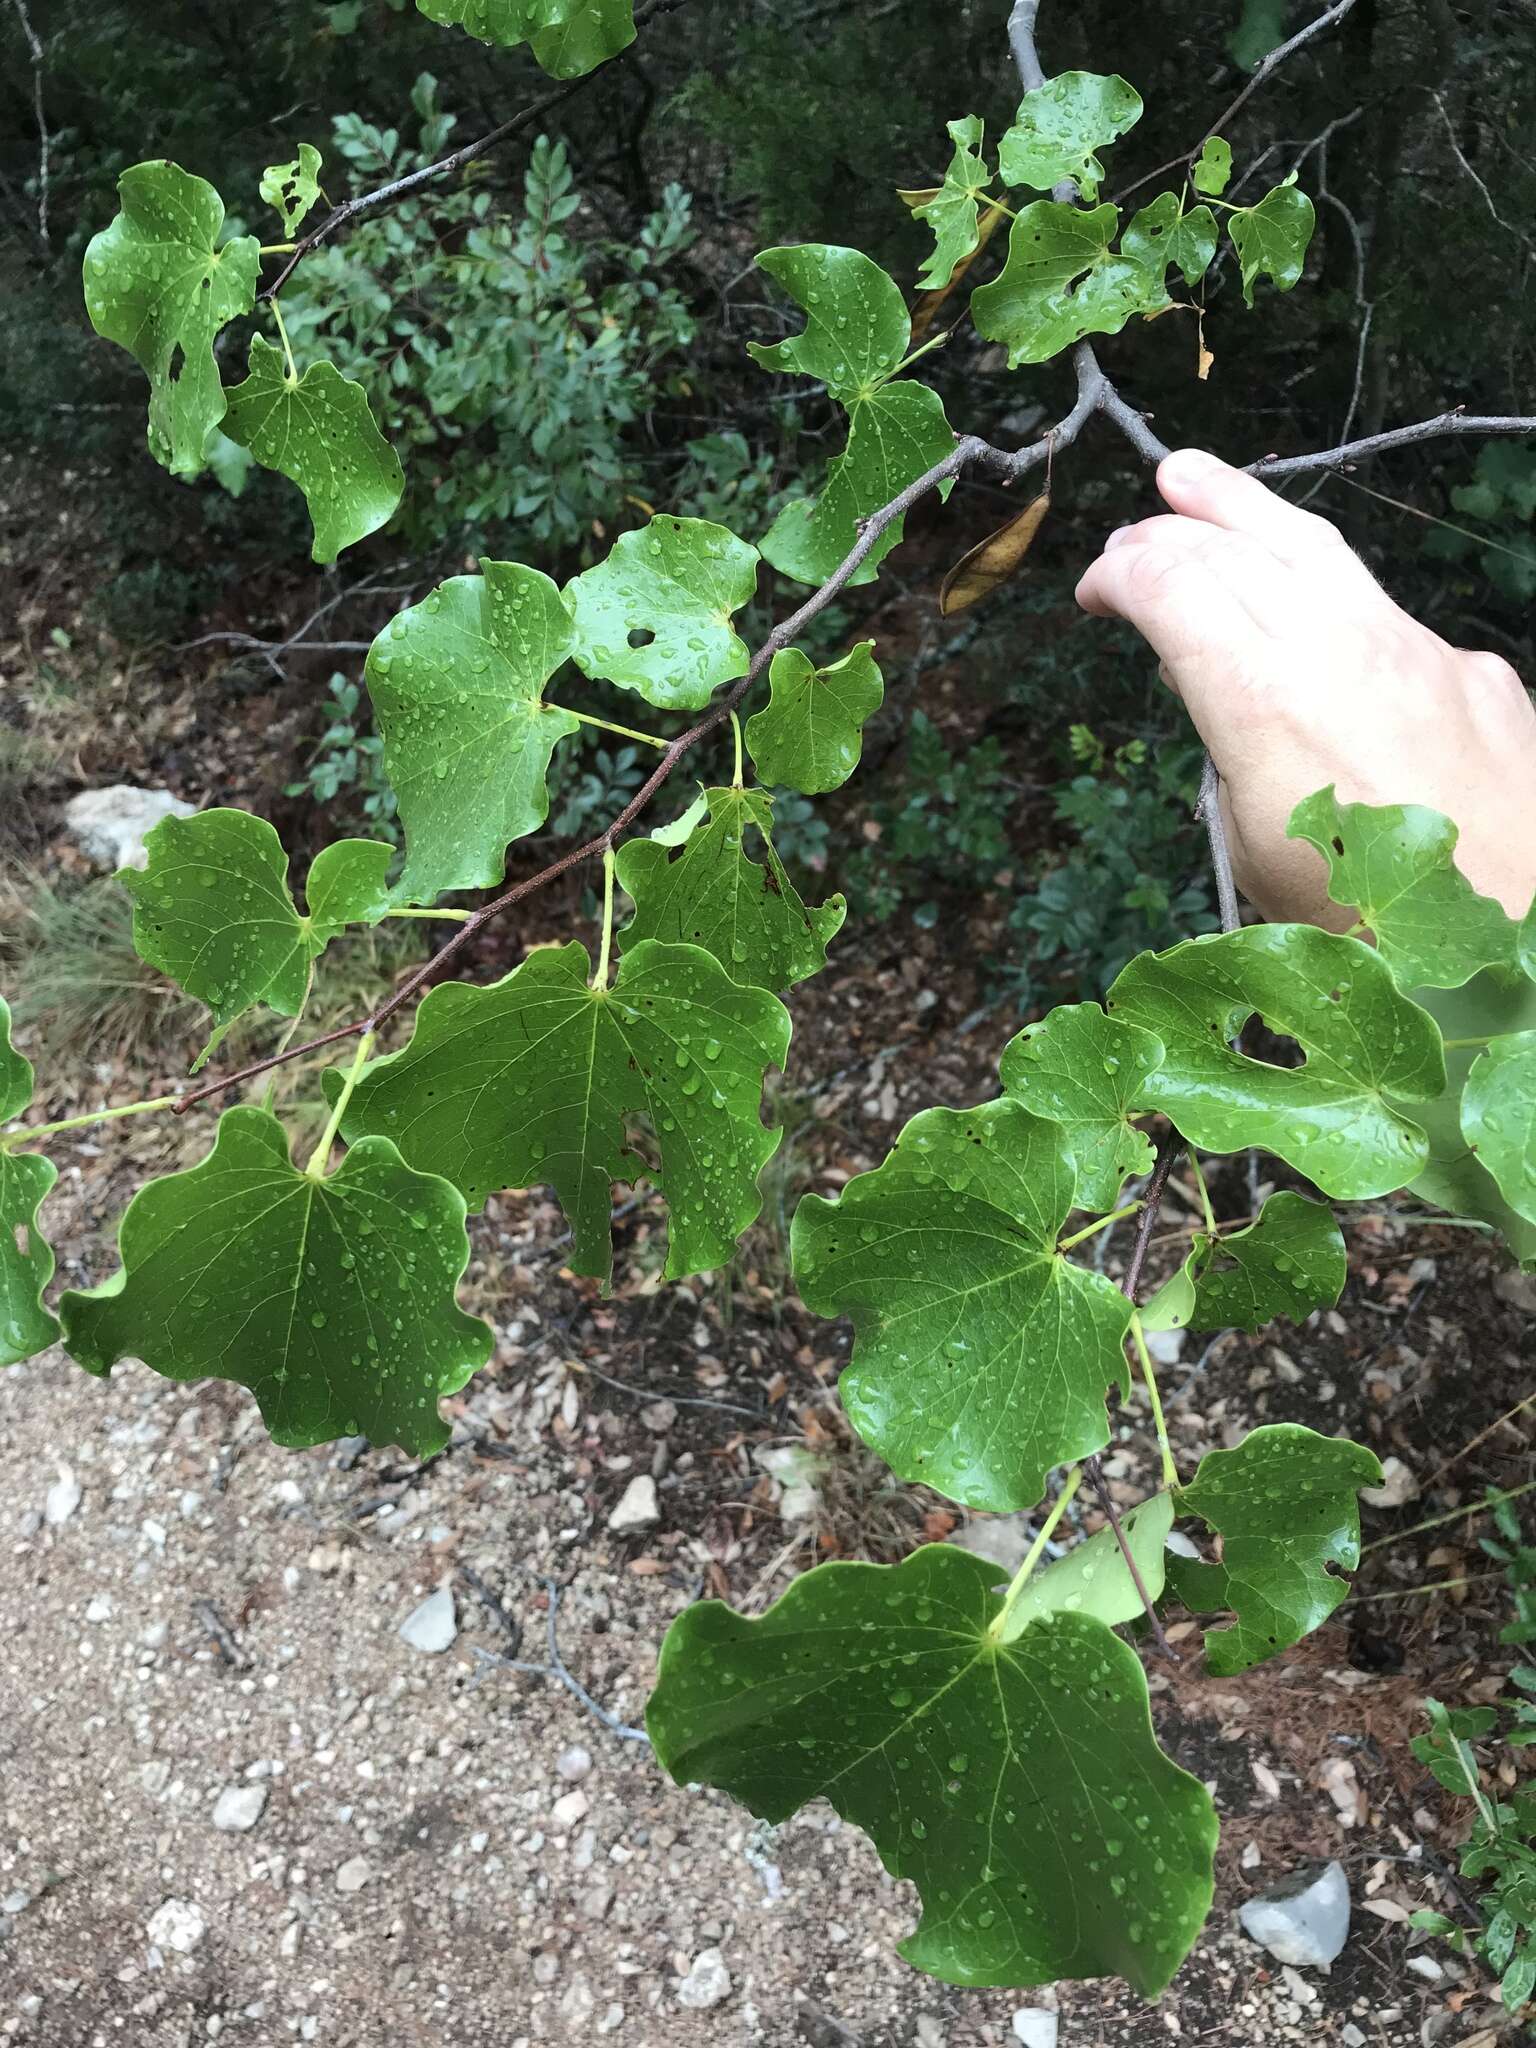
[1288, 786, 1518, 989]
[911, 116, 992, 290]
[60, 1106, 491, 1454]
[996, 1490, 1174, 1642]
[615, 786, 844, 993]
[1169, 1424, 1381, 1674]
[565, 516, 759, 711]
[748, 244, 912, 403]
[222, 336, 403, 564]
[366, 560, 581, 904]
[1461, 1032, 1536, 1227]
[648, 1543, 1216, 1993]
[334, 939, 788, 1286]
[999, 1003, 1164, 1213]
[260, 143, 323, 233]
[1227, 176, 1315, 305]
[0, 997, 60, 1369]
[792, 1099, 1134, 1511]
[1191, 136, 1232, 197]
[969, 200, 1178, 368]
[939, 495, 1051, 616]
[1107, 926, 1444, 1199]
[997, 71, 1143, 200]
[1142, 1191, 1346, 1336]
[745, 641, 883, 796]
[83, 161, 260, 477]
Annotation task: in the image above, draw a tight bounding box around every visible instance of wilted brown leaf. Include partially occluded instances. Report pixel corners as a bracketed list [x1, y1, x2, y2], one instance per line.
[938, 493, 1050, 615]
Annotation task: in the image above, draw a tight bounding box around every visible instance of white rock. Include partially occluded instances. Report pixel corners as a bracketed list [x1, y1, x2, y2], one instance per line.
[398, 1583, 457, 1654]
[1360, 1456, 1419, 1510]
[1495, 1269, 1536, 1314]
[552, 1789, 589, 1829]
[1012, 2013, 1059, 2048]
[84, 1595, 113, 1623]
[44, 1467, 81, 1526]
[915, 2018, 945, 2048]
[64, 786, 196, 871]
[335, 1856, 372, 1893]
[212, 1782, 268, 1833]
[1238, 1860, 1350, 1969]
[1144, 1327, 1185, 1366]
[147, 1899, 206, 1953]
[949, 1511, 1039, 1574]
[556, 1744, 592, 1782]
[607, 1474, 660, 1534]
[676, 1948, 731, 2011]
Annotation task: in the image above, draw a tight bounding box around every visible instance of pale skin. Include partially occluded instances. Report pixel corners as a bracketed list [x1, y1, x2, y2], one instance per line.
[1074, 447, 1536, 928]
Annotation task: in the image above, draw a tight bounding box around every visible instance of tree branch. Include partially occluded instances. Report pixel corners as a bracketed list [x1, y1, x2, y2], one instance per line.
[1248, 412, 1536, 478]
[259, 0, 688, 301]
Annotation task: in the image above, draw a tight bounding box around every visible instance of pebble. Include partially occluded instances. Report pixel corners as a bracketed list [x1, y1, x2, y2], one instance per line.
[398, 1583, 457, 1654]
[552, 1789, 589, 1829]
[1495, 1269, 1536, 1314]
[147, 1899, 206, 1953]
[639, 1399, 677, 1433]
[915, 2018, 945, 2048]
[1238, 1860, 1350, 1969]
[335, 1856, 373, 1893]
[85, 1594, 113, 1623]
[608, 1474, 660, 1534]
[1012, 2014, 1058, 2048]
[556, 1744, 593, 1782]
[63, 785, 196, 869]
[1361, 1456, 1419, 1509]
[44, 1467, 81, 1526]
[676, 1947, 732, 2010]
[212, 1783, 269, 1834]
[1144, 1327, 1184, 1367]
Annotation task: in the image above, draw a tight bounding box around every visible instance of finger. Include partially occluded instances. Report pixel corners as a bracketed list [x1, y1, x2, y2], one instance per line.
[1074, 540, 1270, 734]
[1156, 447, 1381, 594]
[1078, 521, 1301, 645]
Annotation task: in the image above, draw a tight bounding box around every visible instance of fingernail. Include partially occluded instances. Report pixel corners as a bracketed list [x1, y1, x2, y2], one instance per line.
[1162, 448, 1219, 486]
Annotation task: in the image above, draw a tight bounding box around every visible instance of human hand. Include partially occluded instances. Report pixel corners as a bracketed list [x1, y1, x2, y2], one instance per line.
[1074, 448, 1536, 926]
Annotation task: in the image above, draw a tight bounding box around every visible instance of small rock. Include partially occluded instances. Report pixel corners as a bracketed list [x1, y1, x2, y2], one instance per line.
[1, 1889, 31, 1916]
[147, 1899, 206, 1954]
[212, 1783, 268, 1834]
[1407, 1953, 1444, 1982]
[1341, 2025, 1367, 2048]
[676, 1948, 732, 2010]
[140, 1761, 172, 1799]
[1495, 1269, 1536, 1315]
[44, 1467, 81, 1526]
[551, 1789, 589, 1829]
[556, 1744, 592, 1782]
[1361, 1456, 1419, 1510]
[398, 1583, 457, 1654]
[1011, 2014, 1058, 2048]
[335, 1856, 372, 1894]
[1144, 1327, 1184, 1367]
[639, 1399, 677, 1433]
[915, 2018, 945, 2048]
[1280, 1965, 1318, 2006]
[949, 1511, 1039, 1574]
[64, 785, 196, 871]
[1238, 1860, 1350, 1969]
[608, 1474, 660, 1534]
[84, 1594, 113, 1623]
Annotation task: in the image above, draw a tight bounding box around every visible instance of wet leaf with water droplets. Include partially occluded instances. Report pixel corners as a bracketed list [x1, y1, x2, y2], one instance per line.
[332, 940, 789, 1286]
[969, 199, 1186, 368]
[792, 1099, 1134, 1511]
[615, 786, 843, 993]
[1227, 176, 1315, 305]
[997, 71, 1143, 200]
[745, 641, 883, 796]
[1140, 1191, 1345, 1336]
[1169, 1424, 1382, 1675]
[60, 1107, 491, 1454]
[999, 1003, 1164, 1213]
[648, 1544, 1216, 1994]
[259, 142, 323, 233]
[995, 1491, 1174, 1642]
[0, 997, 60, 1368]
[910, 116, 992, 290]
[565, 516, 758, 711]
[302, 838, 394, 947]
[415, 0, 631, 70]
[1407, 976, 1536, 1265]
[1461, 1031, 1536, 1226]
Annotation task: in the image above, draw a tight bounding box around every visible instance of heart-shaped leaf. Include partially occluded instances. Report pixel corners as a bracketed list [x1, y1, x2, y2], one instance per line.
[1409, 976, 1536, 1266]
[999, 1003, 1164, 1214]
[748, 244, 911, 403]
[648, 1544, 1217, 1994]
[792, 1099, 1134, 1511]
[1461, 1031, 1536, 1226]
[1227, 176, 1315, 305]
[997, 71, 1144, 200]
[1191, 136, 1232, 197]
[1168, 1423, 1382, 1674]
[0, 998, 60, 1368]
[60, 1106, 492, 1455]
[969, 200, 1177, 368]
[565, 516, 759, 710]
[745, 641, 883, 795]
[528, 0, 633, 74]
[1140, 1191, 1346, 1335]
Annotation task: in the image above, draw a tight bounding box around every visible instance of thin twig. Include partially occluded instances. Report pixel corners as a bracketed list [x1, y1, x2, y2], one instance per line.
[1196, 755, 1241, 933]
[1248, 412, 1536, 479]
[8, 0, 49, 250]
[1083, 1454, 1176, 1659]
[468, 1577, 649, 1743]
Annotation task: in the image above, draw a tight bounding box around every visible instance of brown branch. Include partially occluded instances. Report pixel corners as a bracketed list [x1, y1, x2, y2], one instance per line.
[1196, 756, 1241, 933]
[259, 0, 688, 302]
[1248, 411, 1536, 478]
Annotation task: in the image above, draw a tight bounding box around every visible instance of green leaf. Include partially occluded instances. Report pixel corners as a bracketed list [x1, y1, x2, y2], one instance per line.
[529, 0, 633, 74]
[969, 201, 1173, 369]
[913, 116, 991, 290]
[222, 335, 404, 564]
[0, 998, 60, 1368]
[334, 940, 789, 1285]
[1227, 177, 1315, 306]
[1461, 1032, 1536, 1225]
[415, 0, 574, 44]
[303, 838, 394, 945]
[1191, 136, 1232, 197]
[203, 427, 255, 497]
[1167, 201, 1219, 287]
[565, 516, 759, 711]
[997, 72, 1143, 201]
[1146, 1192, 1347, 1336]
[760, 383, 956, 588]
[748, 245, 911, 404]
[60, 1106, 491, 1455]
[1409, 976, 1536, 1265]
[791, 1099, 1134, 1511]
[366, 561, 582, 904]
[120, 809, 312, 1052]
[996, 1491, 1174, 1642]
[1107, 927, 1444, 1199]
[82, 161, 260, 476]
[998, 1003, 1164, 1213]
[1168, 1424, 1382, 1675]
[614, 786, 844, 993]
[744, 641, 883, 795]
[648, 1544, 1216, 1995]
[1288, 786, 1518, 989]
[260, 142, 323, 233]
